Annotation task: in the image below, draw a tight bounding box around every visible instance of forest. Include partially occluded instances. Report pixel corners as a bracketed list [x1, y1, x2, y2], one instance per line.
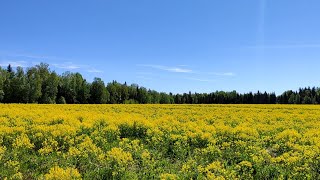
[0, 63, 318, 104]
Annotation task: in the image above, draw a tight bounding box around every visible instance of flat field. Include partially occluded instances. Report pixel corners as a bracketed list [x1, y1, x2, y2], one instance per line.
[0, 104, 319, 179]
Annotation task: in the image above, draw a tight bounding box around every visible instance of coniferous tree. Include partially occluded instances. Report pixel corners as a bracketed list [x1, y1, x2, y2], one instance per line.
[3, 64, 14, 103]
[11, 67, 28, 103]
[0, 67, 6, 102]
[7, 64, 13, 74]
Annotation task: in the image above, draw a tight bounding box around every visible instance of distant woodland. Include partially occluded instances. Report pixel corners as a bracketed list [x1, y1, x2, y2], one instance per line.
[0, 63, 318, 104]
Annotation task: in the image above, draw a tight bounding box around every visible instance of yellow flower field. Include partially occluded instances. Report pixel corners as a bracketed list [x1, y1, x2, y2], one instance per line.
[0, 104, 319, 179]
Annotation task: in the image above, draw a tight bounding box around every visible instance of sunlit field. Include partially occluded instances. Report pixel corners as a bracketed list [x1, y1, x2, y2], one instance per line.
[0, 104, 319, 179]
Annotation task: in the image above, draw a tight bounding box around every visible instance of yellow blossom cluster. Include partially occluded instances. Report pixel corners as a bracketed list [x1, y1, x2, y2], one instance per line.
[0, 104, 319, 179]
[44, 166, 81, 180]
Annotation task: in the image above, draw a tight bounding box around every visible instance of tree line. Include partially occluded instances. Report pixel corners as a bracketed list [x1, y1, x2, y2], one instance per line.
[0, 63, 319, 104]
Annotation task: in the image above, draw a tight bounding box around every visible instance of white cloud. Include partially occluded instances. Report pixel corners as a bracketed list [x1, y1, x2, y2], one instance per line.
[0, 52, 104, 74]
[2, 53, 73, 61]
[138, 64, 193, 73]
[166, 67, 192, 73]
[86, 68, 103, 73]
[0, 60, 29, 67]
[137, 64, 235, 82]
[52, 62, 81, 70]
[210, 72, 236, 76]
[52, 62, 104, 73]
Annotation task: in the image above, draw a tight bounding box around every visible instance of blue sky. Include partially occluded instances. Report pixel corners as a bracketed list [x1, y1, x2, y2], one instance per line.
[1, 0, 320, 95]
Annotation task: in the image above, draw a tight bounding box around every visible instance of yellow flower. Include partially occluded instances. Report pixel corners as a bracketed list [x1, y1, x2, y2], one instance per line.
[238, 161, 252, 168]
[0, 146, 6, 160]
[160, 173, 177, 180]
[13, 134, 34, 149]
[106, 147, 133, 166]
[68, 147, 81, 157]
[44, 166, 82, 180]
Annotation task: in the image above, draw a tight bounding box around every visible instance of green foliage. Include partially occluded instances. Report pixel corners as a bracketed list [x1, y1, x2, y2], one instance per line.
[90, 78, 109, 104]
[1, 62, 320, 104]
[1, 104, 320, 179]
[26, 67, 42, 103]
[11, 67, 29, 103]
[0, 90, 4, 102]
[124, 99, 139, 104]
[0, 68, 5, 102]
[303, 96, 312, 104]
[57, 96, 66, 104]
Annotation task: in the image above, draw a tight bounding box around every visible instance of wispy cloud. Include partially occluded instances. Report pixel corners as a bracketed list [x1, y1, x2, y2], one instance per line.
[137, 64, 235, 83]
[53, 63, 104, 73]
[177, 64, 189, 67]
[0, 52, 73, 61]
[52, 62, 81, 70]
[138, 64, 193, 73]
[209, 72, 236, 76]
[0, 60, 29, 67]
[0, 52, 103, 73]
[86, 68, 103, 73]
[166, 67, 193, 73]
